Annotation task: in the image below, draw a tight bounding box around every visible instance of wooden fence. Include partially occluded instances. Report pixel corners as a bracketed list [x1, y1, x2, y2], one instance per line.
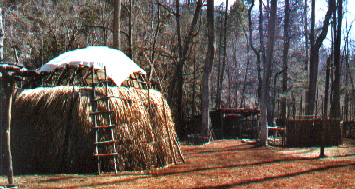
[286, 119, 342, 147]
[343, 121, 355, 138]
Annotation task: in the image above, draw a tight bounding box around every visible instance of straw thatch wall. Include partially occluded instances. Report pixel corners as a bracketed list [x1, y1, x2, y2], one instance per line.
[11, 86, 178, 174]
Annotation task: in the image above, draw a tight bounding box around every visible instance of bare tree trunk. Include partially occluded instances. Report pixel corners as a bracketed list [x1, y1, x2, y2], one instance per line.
[220, 0, 228, 106]
[232, 44, 240, 108]
[227, 70, 231, 106]
[215, 14, 224, 109]
[281, 0, 290, 126]
[168, 0, 203, 103]
[192, 56, 196, 118]
[259, 0, 277, 145]
[169, 0, 203, 97]
[259, 0, 266, 68]
[201, 0, 214, 138]
[321, 56, 331, 157]
[248, 0, 262, 100]
[128, 0, 133, 59]
[240, 53, 250, 107]
[304, 0, 308, 71]
[175, 0, 183, 66]
[273, 68, 286, 122]
[168, 0, 203, 136]
[239, 24, 251, 107]
[330, 0, 343, 119]
[306, 0, 333, 115]
[0, 8, 4, 175]
[169, 0, 183, 136]
[149, 3, 161, 81]
[113, 0, 121, 50]
[216, 0, 229, 109]
[0, 8, 4, 62]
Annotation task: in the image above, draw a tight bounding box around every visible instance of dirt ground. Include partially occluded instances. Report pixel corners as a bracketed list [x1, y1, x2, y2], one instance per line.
[1, 139, 355, 188]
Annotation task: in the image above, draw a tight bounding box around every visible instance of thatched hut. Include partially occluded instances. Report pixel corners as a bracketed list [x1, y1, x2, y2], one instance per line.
[8, 46, 181, 174]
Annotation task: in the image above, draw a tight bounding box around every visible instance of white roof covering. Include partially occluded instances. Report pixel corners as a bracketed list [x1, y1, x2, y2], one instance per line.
[38, 46, 146, 86]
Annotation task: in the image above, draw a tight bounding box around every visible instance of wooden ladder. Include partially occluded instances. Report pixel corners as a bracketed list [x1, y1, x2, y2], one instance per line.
[90, 66, 118, 174]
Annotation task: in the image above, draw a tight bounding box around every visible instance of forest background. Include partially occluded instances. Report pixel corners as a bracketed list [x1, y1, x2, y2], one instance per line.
[0, 0, 354, 141]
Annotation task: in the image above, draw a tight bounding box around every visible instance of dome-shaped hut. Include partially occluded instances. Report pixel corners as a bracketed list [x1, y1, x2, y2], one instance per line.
[9, 46, 182, 174]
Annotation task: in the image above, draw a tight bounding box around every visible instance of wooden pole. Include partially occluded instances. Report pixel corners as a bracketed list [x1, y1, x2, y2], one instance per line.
[161, 95, 177, 165]
[5, 81, 15, 185]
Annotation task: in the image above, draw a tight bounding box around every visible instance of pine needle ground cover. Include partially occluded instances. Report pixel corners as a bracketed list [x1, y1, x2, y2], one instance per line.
[1, 139, 354, 188]
[10, 86, 178, 174]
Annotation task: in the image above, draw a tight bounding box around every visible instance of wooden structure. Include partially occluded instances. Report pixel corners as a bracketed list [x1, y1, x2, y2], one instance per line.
[267, 126, 286, 146]
[0, 63, 29, 186]
[286, 116, 342, 147]
[210, 108, 260, 140]
[343, 121, 355, 138]
[341, 104, 355, 138]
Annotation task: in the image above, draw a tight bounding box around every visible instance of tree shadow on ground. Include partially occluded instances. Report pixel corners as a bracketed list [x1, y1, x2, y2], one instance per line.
[185, 144, 273, 155]
[73, 155, 323, 188]
[185, 143, 262, 155]
[74, 151, 355, 188]
[197, 162, 355, 188]
[22, 142, 355, 188]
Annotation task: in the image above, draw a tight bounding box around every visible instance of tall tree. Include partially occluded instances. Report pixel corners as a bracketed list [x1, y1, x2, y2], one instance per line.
[259, 0, 277, 145]
[0, 8, 3, 62]
[216, 0, 228, 109]
[330, 0, 343, 118]
[0, 7, 4, 176]
[281, 0, 290, 125]
[127, 0, 133, 59]
[321, 56, 331, 157]
[113, 0, 121, 50]
[201, 0, 214, 138]
[306, 0, 333, 115]
[304, 0, 309, 71]
[259, 0, 265, 68]
[247, 0, 263, 101]
[215, 8, 224, 108]
[168, 0, 203, 136]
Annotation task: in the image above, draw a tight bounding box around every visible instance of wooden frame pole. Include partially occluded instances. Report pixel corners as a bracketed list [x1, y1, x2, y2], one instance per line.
[5, 80, 15, 185]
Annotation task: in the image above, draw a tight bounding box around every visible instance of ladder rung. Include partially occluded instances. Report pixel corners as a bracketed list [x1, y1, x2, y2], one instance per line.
[94, 96, 115, 101]
[94, 140, 116, 145]
[90, 110, 114, 115]
[94, 124, 116, 129]
[94, 153, 118, 157]
[99, 80, 109, 84]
